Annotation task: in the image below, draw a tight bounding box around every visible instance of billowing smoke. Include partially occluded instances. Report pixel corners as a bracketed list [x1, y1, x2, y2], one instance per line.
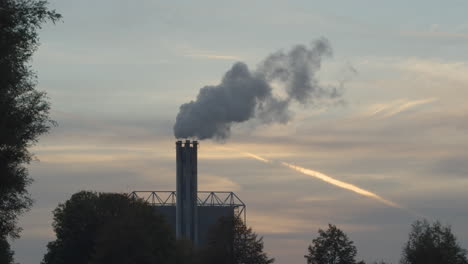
[174, 38, 341, 140]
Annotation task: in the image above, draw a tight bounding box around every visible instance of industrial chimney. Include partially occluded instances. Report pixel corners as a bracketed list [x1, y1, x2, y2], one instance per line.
[176, 140, 198, 243]
[131, 141, 245, 246]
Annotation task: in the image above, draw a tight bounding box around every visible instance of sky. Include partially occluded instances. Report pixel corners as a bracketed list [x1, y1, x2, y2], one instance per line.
[10, 0, 468, 263]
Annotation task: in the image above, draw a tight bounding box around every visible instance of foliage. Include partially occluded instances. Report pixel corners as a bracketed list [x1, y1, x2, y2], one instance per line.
[41, 191, 176, 264]
[400, 219, 468, 264]
[174, 238, 196, 264]
[199, 216, 274, 264]
[0, 235, 14, 264]
[0, 0, 60, 240]
[305, 224, 358, 264]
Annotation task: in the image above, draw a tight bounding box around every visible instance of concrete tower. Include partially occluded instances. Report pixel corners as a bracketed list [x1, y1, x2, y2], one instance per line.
[176, 140, 198, 244]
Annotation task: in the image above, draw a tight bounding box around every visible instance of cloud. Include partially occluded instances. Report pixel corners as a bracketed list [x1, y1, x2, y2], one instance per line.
[402, 30, 468, 39]
[248, 212, 317, 234]
[430, 157, 468, 178]
[175, 43, 242, 61]
[36, 43, 173, 66]
[379, 98, 438, 118]
[355, 56, 468, 87]
[186, 53, 241, 60]
[37, 152, 148, 164]
[397, 58, 468, 83]
[198, 175, 241, 191]
[296, 195, 337, 203]
[14, 208, 55, 240]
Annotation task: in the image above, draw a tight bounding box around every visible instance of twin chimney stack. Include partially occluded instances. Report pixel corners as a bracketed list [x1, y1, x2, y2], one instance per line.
[131, 140, 245, 246]
[176, 140, 198, 243]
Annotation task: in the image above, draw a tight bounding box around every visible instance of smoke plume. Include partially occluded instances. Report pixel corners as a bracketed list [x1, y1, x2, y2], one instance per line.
[174, 38, 341, 140]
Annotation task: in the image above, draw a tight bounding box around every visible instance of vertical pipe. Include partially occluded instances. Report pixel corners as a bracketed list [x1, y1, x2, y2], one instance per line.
[184, 140, 192, 241]
[175, 141, 183, 239]
[175, 140, 198, 244]
[192, 141, 198, 245]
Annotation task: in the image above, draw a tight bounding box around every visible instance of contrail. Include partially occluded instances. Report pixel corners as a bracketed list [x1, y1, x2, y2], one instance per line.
[380, 98, 438, 118]
[365, 98, 438, 119]
[281, 162, 401, 208]
[242, 152, 401, 209]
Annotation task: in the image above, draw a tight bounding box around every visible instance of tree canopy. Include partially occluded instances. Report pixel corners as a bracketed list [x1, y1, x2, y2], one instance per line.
[0, 0, 60, 243]
[305, 224, 359, 264]
[400, 219, 468, 264]
[0, 236, 14, 264]
[199, 216, 274, 264]
[41, 191, 176, 264]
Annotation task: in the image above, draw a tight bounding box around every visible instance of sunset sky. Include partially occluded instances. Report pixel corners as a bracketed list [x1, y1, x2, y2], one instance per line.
[12, 1, 468, 263]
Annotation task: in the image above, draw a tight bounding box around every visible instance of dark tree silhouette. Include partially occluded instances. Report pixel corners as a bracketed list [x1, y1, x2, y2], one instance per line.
[305, 224, 359, 264]
[0, 236, 14, 264]
[0, 0, 60, 247]
[175, 238, 196, 264]
[400, 220, 468, 264]
[199, 216, 274, 264]
[41, 191, 176, 264]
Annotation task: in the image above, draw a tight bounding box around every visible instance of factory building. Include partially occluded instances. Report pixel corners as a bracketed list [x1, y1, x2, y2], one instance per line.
[130, 140, 245, 246]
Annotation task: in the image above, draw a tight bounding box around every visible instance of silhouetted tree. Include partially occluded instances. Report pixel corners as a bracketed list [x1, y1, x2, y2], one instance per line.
[0, 0, 60, 249]
[348, 258, 391, 264]
[0, 236, 14, 264]
[175, 238, 196, 264]
[305, 224, 358, 264]
[199, 216, 274, 264]
[400, 219, 468, 264]
[41, 191, 176, 264]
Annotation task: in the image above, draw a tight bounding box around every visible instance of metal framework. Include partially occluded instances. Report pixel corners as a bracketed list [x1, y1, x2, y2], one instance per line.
[130, 191, 246, 223]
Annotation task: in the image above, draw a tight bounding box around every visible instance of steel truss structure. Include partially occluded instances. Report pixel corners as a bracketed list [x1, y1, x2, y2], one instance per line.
[130, 191, 246, 223]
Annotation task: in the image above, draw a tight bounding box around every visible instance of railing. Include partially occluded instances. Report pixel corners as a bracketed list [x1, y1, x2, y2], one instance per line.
[129, 191, 177, 206]
[130, 191, 246, 223]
